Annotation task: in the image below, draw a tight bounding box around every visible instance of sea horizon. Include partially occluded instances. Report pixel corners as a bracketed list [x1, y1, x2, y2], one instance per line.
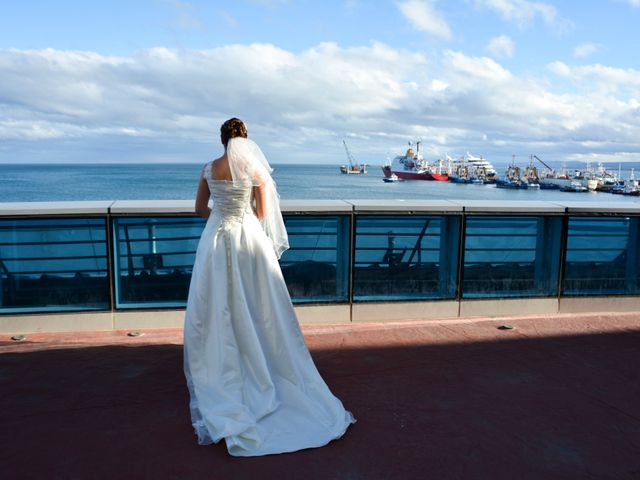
[2, 162, 640, 204]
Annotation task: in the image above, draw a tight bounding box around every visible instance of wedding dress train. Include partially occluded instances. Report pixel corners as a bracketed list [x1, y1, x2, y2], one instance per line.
[183, 165, 355, 457]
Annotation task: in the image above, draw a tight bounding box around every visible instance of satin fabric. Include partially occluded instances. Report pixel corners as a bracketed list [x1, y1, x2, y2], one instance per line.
[183, 170, 355, 457]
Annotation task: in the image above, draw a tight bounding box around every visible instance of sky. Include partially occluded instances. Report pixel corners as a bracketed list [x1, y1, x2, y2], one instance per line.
[1, 0, 639, 165]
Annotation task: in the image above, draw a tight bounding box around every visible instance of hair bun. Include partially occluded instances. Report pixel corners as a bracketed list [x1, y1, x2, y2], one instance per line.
[221, 118, 248, 147]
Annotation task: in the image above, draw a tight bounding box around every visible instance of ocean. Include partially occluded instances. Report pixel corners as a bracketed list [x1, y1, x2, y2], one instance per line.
[2, 162, 640, 204]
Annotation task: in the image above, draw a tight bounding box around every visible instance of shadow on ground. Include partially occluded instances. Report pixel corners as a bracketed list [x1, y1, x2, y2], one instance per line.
[1, 329, 640, 480]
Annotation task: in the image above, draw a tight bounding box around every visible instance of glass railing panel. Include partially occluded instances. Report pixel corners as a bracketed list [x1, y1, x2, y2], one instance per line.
[0, 217, 109, 313]
[564, 216, 640, 295]
[113, 214, 351, 308]
[114, 217, 205, 308]
[462, 215, 562, 298]
[280, 215, 350, 303]
[353, 215, 460, 301]
[8, 208, 637, 316]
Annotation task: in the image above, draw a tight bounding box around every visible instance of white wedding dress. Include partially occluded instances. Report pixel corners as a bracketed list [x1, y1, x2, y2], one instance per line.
[183, 162, 355, 457]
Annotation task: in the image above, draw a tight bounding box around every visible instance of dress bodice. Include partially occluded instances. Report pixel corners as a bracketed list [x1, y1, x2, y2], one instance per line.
[203, 162, 253, 225]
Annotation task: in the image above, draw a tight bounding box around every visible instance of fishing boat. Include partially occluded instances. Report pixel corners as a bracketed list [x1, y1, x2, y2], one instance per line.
[382, 173, 401, 183]
[522, 158, 541, 189]
[592, 163, 623, 192]
[449, 162, 471, 184]
[473, 165, 494, 184]
[612, 185, 640, 196]
[560, 181, 589, 192]
[496, 162, 522, 189]
[496, 156, 541, 190]
[611, 168, 639, 195]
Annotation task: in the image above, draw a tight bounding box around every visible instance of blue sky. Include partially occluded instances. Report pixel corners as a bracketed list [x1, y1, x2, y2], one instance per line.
[1, 0, 639, 164]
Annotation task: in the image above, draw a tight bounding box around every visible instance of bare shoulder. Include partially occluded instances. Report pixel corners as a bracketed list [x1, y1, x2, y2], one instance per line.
[211, 155, 232, 180]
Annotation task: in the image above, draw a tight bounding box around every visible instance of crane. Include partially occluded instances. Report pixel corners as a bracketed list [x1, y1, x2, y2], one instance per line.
[532, 154, 553, 171]
[343, 140, 357, 168]
[340, 140, 367, 174]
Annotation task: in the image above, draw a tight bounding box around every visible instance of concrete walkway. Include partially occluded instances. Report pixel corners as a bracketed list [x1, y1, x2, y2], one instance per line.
[2, 313, 640, 479]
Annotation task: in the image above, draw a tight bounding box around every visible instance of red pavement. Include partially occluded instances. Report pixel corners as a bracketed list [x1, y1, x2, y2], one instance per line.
[1, 313, 640, 480]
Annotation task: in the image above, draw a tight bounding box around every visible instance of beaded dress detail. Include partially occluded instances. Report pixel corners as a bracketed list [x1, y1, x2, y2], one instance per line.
[183, 161, 355, 457]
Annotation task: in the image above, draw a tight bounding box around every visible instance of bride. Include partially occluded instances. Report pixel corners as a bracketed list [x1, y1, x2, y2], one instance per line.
[183, 118, 355, 456]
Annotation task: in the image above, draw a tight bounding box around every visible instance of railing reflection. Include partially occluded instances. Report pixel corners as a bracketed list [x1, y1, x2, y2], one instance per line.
[462, 216, 562, 298]
[114, 217, 203, 308]
[564, 216, 640, 295]
[113, 215, 350, 308]
[0, 218, 109, 313]
[353, 215, 459, 300]
[280, 216, 350, 303]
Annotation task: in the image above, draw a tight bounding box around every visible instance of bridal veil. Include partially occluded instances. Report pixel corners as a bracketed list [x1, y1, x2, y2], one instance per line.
[226, 137, 289, 259]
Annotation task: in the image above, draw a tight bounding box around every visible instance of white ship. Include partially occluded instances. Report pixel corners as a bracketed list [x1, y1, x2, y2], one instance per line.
[450, 152, 497, 183]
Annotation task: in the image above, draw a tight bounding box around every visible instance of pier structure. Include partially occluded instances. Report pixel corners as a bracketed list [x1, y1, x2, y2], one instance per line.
[2, 199, 640, 478]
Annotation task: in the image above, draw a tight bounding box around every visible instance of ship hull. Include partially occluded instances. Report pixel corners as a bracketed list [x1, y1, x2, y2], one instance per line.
[341, 166, 367, 174]
[430, 173, 449, 181]
[449, 176, 470, 184]
[496, 179, 540, 189]
[382, 166, 432, 180]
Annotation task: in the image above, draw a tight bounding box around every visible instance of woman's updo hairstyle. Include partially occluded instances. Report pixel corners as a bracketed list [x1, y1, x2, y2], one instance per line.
[220, 117, 248, 147]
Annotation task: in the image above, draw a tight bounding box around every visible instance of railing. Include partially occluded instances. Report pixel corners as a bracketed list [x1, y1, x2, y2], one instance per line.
[1, 199, 640, 316]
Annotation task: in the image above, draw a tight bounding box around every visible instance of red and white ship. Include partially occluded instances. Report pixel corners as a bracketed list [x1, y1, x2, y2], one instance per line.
[381, 141, 449, 181]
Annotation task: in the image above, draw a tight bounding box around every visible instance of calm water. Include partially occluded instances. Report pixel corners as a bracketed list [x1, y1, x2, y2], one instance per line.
[2, 162, 640, 204]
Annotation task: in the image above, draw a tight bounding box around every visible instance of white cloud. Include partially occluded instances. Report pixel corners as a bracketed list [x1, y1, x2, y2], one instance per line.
[443, 50, 512, 83]
[0, 43, 428, 160]
[547, 61, 640, 93]
[1, 44, 640, 164]
[573, 43, 600, 58]
[622, 0, 640, 6]
[430, 79, 449, 91]
[486, 35, 515, 58]
[397, 0, 452, 40]
[475, 0, 572, 31]
[547, 61, 571, 77]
